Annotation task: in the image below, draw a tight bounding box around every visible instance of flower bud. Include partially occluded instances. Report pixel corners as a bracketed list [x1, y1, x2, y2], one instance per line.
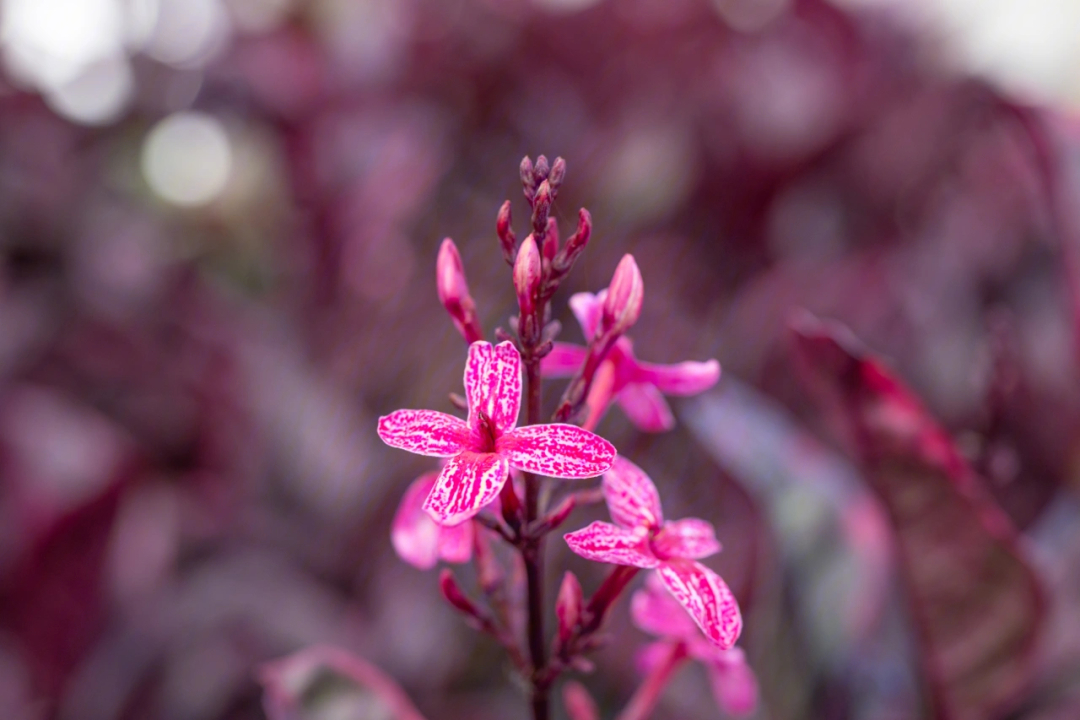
[601, 254, 643, 337]
[555, 208, 591, 273]
[556, 571, 584, 646]
[542, 217, 559, 264]
[548, 157, 566, 193]
[531, 180, 552, 237]
[514, 234, 542, 319]
[436, 238, 483, 343]
[520, 156, 535, 202]
[496, 200, 516, 265]
[533, 154, 550, 183]
[439, 569, 484, 622]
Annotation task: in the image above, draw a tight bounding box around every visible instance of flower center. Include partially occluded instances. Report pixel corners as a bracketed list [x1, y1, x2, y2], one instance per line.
[475, 410, 498, 452]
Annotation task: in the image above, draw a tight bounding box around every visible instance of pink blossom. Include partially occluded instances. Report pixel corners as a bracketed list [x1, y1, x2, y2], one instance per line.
[541, 291, 720, 432]
[378, 341, 617, 525]
[391, 472, 474, 569]
[563, 457, 742, 649]
[632, 573, 758, 717]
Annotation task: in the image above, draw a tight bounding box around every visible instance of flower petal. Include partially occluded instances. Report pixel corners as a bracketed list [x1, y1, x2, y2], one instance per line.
[437, 518, 474, 564]
[464, 341, 522, 435]
[568, 291, 604, 340]
[498, 424, 615, 479]
[634, 359, 721, 396]
[616, 383, 675, 432]
[391, 473, 442, 569]
[377, 410, 468, 457]
[652, 518, 722, 561]
[423, 451, 509, 526]
[601, 457, 663, 529]
[540, 343, 588, 378]
[657, 560, 742, 649]
[631, 573, 699, 640]
[563, 521, 659, 568]
[707, 648, 759, 717]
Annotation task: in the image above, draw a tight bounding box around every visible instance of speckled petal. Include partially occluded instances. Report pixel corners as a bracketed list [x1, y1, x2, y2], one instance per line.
[630, 572, 699, 640]
[657, 560, 742, 650]
[652, 518, 722, 561]
[498, 424, 615, 479]
[601, 456, 663, 529]
[564, 521, 659, 568]
[423, 451, 509, 526]
[464, 341, 522, 435]
[377, 410, 468, 457]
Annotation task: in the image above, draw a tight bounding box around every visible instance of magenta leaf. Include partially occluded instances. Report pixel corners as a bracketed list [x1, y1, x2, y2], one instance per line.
[423, 451, 509, 526]
[563, 521, 660, 568]
[656, 560, 742, 650]
[651, 518, 722, 561]
[464, 340, 521, 435]
[498, 423, 616, 479]
[601, 457, 664, 529]
[377, 409, 468, 457]
[792, 317, 1046, 719]
[260, 645, 427, 720]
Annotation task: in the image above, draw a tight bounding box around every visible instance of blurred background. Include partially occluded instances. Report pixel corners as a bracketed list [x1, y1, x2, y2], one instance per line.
[0, 0, 1079, 718]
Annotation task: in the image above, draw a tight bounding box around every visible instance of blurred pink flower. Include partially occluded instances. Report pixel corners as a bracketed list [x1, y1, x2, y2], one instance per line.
[378, 341, 616, 525]
[632, 573, 758, 717]
[563, 457, 742, 649]
[542, 291, 720, 432]
[391, 472, 474, 569]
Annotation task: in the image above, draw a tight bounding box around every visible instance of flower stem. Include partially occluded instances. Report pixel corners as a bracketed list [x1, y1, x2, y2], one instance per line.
[614, 642, 688, 720]
[522, 354, 549, 720]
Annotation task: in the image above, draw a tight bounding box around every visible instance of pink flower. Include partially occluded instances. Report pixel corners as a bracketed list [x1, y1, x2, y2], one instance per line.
[541, 291, 720, 432]
[378, 341, 617, 525]
[563, 457, 742, 649]
[391, 472, 474, 569]
[632, 573, 758, 717]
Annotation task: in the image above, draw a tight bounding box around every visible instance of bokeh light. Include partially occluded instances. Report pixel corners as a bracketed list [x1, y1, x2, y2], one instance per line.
[141, 111, 233, 206]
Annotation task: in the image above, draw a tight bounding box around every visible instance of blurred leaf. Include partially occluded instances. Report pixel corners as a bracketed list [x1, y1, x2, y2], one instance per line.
[791, 314, 1046, 720]
[259, 646, 427, 720]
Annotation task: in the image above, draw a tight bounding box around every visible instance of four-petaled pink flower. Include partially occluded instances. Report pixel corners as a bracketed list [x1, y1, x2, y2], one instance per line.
[391, 472, 474, 570]
[378, 341, 617, 526]
[632, 573, 758, 717]
[541, 291, 720, 432]
[563, 457, 742, 649]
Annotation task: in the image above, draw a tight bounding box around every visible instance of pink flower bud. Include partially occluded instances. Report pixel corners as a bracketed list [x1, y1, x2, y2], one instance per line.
[549, 157, 566, 193]
[439, 569, 483, 621]
[533, 154, 550, 183]
[556, 208, 591, 273]
[436, 238, 483, 344]
[496, 200, 516, 265]
[514, 234, 542, 318]
[542, 217, 559, 264]
[520, 156, 535, 201]
[556, 571, 583, 645]
[531, 180, 552, 237]
[602, 254, 643, 337]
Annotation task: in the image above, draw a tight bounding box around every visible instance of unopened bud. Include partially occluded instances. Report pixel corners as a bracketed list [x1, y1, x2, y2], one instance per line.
[542, 217, 559, 263]
[496, 200, 516, 265]
[531, 181, 552, 237]
[548, 157, 566, 193]
[520, 156, 535, 202]
[436, 238, 483, 343]
[556, 571, 584, 646]
[514, 235, 542, 319]
[533, 155, 550, 183]
[440, 569, 484, 623]
[601, 254, 643, 337]
[556, 208, 592, 273]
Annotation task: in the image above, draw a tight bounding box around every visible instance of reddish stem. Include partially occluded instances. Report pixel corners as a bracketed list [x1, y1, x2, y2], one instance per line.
[614, 642, 689, 720]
